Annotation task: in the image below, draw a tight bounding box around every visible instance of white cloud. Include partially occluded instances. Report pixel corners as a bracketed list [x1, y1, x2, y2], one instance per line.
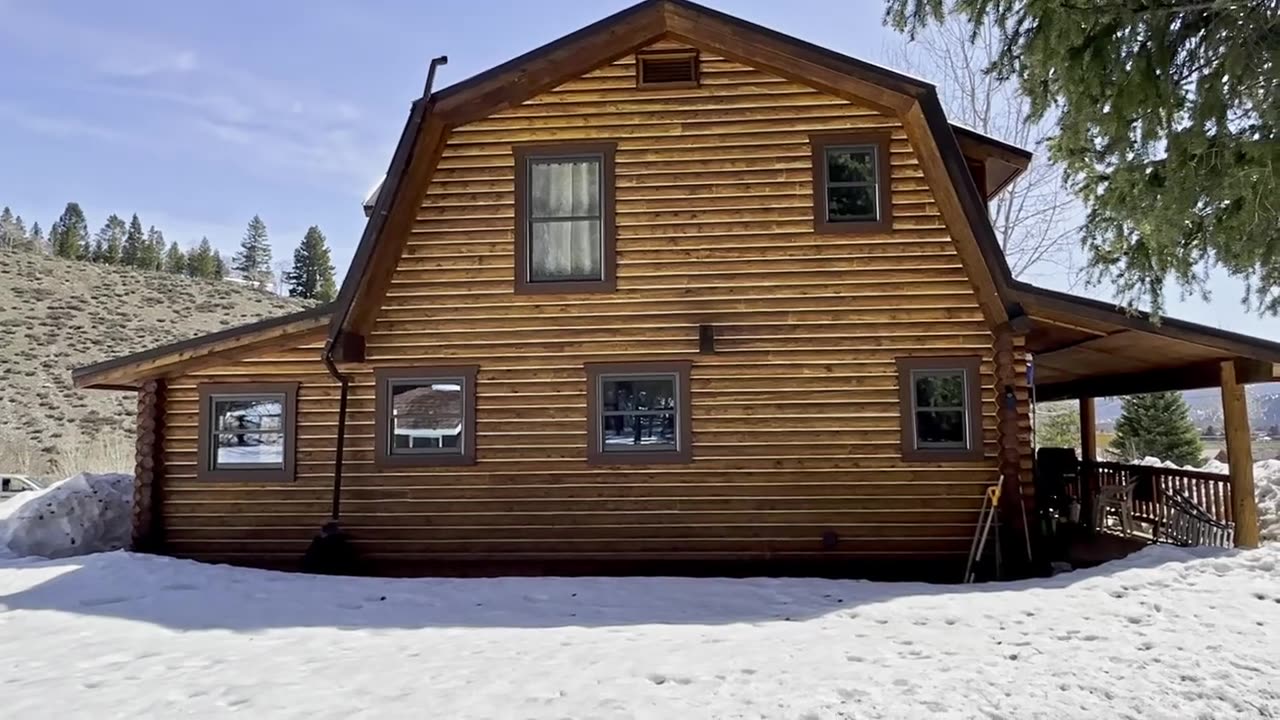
[0, 102, 132, 143]
[98, 49, 199, 78]
[0, 3, 382, 193]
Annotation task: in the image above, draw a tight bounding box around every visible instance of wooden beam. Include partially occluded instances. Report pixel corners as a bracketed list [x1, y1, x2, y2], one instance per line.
[132, 379, 165, 552]
[1220, 361, 1259, 548]
[1035, 359, 1276, 402]
[1079, 397, 1096, 461]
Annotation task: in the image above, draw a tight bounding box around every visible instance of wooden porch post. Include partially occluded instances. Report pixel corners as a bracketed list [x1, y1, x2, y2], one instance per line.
[133, 379, 165, 552]
[1079, 397, 1096, 461]
[1219, 361, 1259, 548]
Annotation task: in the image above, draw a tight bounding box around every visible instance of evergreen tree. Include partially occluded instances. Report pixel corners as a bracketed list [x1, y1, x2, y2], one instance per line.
[28, 222, 44, 252]
[0, 207, 20, 249]
[185, 237, 218, 279]
[138, 226, 165, 271]
[1109, 392, 1204, 467]
[121, 214, 146, 267]
[163, 241, 186, 274]
[1035, 404, 1080, 451]
[886, 0, 1280, 316]
[233, 215, 273, 289]
[48, 202, 89, 260]
[212, 250, 228, 280]
[9, 214, 29, 251]
[1202, 425, 1217, 438]
[0, 208, 32, 251]
[284, 225, 337, 301]
[91, 214, 127, 264]
[1268, 425, 1280, 438]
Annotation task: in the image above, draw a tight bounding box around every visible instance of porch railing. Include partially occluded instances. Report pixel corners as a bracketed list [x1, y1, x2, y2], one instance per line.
[1079, 460, 1234, 530]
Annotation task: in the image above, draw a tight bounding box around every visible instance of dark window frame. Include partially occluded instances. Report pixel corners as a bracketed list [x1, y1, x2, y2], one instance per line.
[513, 142, 617, 295]
[895, 356, 984, 462]
[374, 365, 479, 468]
[635, 49, 701, 89]
[810, 131, 894, 234]
[585, 360, 693, 466]
[196, 382, 298, 483]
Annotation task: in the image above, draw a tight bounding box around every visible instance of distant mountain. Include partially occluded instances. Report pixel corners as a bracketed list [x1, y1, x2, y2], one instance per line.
[1093, 383, 1280, 432]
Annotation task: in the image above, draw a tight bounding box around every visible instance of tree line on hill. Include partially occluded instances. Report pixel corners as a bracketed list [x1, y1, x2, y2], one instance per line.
[0, 202, 337, 301]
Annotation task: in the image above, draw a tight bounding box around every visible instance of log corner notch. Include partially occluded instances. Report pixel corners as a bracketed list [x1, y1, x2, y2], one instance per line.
[132, 379, 165, 552]
[1220, 360, 1260, 548]
[994, 327, 1033, 556]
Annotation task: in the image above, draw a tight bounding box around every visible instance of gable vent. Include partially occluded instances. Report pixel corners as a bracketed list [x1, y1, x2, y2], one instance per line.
[636, 51, 699, 88]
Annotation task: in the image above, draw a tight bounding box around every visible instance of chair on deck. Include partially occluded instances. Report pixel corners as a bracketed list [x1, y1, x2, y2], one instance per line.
[1093, 481, 1137, 535]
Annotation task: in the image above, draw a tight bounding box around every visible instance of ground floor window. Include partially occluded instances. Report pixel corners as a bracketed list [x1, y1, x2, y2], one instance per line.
[585, 360, 692, 465]
[895, 356, 984, 461]
[374, 366, 478, 467]
[197, 382, 297, 482]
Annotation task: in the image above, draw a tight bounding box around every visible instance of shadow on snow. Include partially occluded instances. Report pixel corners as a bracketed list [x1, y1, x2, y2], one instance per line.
[0, 544, 1232, 632]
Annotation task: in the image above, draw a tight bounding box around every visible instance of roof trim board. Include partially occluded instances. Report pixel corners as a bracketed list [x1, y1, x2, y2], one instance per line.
[72, 304, 333, 390]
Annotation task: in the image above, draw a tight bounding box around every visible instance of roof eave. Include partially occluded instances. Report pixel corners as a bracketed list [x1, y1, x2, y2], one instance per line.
[72, 304, 334, 390]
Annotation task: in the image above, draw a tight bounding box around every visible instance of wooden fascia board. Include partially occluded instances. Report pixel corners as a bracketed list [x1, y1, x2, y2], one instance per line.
[661, 4, 916, 115]
[433, 10, 668, 124]
[328, 97, 433, 343]
[1016, 283, 1280, 364]
[73, 315, 330, 390]
[953, 131, 1032, 168]
[347, 114, 450, 336]
[902, 98, 1012, 327]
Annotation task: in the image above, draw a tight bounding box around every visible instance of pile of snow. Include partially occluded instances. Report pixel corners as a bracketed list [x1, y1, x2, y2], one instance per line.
[0, 545, 1277, 718]
[1255, 459, 1280, 542]
[0, 473, 132, 559]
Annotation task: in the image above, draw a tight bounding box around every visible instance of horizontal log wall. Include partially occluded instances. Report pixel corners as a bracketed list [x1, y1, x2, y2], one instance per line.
[158, 44, 999, 571]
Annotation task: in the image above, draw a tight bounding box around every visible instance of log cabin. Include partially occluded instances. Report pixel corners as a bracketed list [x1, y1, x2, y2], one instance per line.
[73, 0, 1280, 577]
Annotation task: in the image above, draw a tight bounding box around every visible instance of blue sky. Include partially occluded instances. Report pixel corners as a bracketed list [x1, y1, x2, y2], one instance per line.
[1, 0, 1276, 338]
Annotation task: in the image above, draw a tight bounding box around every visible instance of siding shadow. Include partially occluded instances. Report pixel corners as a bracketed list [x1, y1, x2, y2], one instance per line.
[0, 545, 1232, 632]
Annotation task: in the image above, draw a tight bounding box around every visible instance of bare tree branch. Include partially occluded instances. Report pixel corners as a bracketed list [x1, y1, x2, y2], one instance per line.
[886, 16, 1084, 286]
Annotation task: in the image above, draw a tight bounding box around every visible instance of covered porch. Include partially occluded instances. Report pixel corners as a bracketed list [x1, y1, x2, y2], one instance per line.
[1012, 283, 1280, 558]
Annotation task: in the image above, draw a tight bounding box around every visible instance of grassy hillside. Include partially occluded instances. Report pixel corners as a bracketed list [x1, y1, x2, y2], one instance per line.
[0, 250, 305, 478]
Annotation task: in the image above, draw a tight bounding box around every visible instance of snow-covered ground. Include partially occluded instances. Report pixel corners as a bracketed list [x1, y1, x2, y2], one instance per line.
[1, 468, 1278, 717]
[1, 545, 1278, 718]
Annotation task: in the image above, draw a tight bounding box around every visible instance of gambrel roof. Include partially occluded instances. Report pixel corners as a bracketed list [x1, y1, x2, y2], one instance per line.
[329, 0, 1023, 345]
[72, 0, 1280, 394]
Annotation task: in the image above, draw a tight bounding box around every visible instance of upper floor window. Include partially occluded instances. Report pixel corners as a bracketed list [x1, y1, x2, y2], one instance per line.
[197, 382, 297, 482]
[374, 366, 478, 467]
[895, 357, 984, 462]
[514, 143, 617, 294]
[810, 132, 893, 234]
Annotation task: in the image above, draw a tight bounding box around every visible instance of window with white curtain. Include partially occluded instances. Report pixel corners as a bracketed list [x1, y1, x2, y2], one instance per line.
[526, 155, 604, 282]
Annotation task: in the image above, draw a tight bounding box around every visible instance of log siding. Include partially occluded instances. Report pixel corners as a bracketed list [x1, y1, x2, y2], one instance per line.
[153, 44, 1000, 572]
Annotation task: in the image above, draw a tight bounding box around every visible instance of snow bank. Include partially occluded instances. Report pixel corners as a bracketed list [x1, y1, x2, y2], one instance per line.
[0, 473, 132, 559]
[1256, 459, 1280, 542]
